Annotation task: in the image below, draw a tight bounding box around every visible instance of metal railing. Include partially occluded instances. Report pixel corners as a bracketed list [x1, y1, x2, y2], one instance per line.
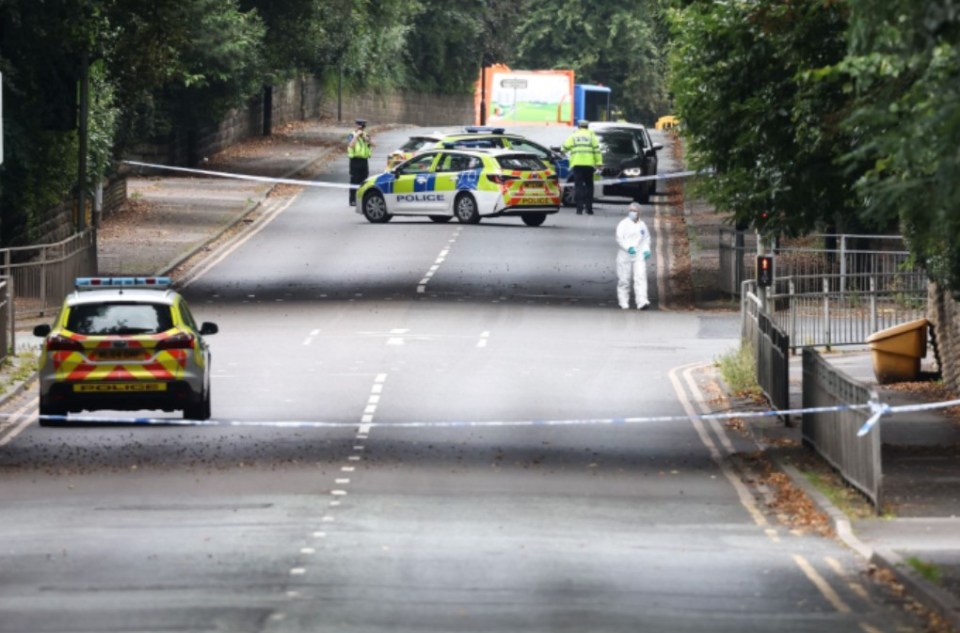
[719, 230, 916, 297]
[741, 281, 790, 412]
[0, 278, 10, 364]
[801, 347, 882, 509]
[0, 230, 98, 319]
[770, 271, 927, 349]
[722, 230, 927, 348]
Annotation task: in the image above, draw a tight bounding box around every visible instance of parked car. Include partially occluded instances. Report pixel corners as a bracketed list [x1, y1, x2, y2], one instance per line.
[357, 147, 560, 226]
[589, 123, 663, 203]
[33, 277, 218, 422]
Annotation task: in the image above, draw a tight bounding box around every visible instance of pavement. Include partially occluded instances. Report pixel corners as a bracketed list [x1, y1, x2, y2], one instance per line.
[1, 116, 959, 630]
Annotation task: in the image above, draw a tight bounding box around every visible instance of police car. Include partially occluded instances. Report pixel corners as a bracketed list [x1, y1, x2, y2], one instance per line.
[357, 147, 560, 226]
[386, 133, 444, 169]
[32, 277, 218, 423]
[390, 127, 578, 206]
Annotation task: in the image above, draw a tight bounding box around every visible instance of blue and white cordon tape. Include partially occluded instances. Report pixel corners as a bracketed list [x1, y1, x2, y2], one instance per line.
[30, 397, 960, 436]
[122, 160, 705, 190]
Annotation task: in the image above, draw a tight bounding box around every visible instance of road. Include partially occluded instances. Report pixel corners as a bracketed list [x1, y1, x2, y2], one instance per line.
[0, 127, 928, 632]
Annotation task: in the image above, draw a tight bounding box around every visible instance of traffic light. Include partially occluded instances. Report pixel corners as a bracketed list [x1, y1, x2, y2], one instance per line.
[757, 255, 774, 287]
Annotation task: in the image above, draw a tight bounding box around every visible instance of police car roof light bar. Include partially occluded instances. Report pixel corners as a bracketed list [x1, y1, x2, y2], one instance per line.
[464, 126, 505, 135]
[76, 277, 173, 290]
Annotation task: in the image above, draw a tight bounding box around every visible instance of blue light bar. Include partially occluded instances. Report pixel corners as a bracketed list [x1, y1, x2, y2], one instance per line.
[463, 126, 505, 134]
[75, 277, 172, 290]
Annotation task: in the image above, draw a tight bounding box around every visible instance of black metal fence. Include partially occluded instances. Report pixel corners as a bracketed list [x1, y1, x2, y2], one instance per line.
[0, 278, 10, 364]
[801, 347, 883, 509]
[741, 281, 790, 412]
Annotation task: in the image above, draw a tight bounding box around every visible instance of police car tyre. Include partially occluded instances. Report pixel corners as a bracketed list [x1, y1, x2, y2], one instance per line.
[454, 193, 481, 224]
[561, 182, 576, 207]
[362, 191, 392, 224]
[38, 398, 67, 426]
[184, 389, 211, 421]
[521, 212, 547, 227]
[429, 215, 453, 223]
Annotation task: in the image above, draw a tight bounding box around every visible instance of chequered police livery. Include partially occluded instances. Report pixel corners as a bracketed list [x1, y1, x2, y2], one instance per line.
[357, 148, 560, 227]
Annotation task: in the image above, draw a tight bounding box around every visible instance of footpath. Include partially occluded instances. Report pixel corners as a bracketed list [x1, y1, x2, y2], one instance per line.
[1, 117, 959, 629]
[682, 190, 960, 629]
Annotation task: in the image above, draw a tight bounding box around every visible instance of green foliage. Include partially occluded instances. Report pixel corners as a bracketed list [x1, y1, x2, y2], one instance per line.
[513, 0, 671, 122]
[839, 0, 960, 291]
[406, 0, 485, 94]
[715, 343, 761, 398]
[667, 0, 865, 238]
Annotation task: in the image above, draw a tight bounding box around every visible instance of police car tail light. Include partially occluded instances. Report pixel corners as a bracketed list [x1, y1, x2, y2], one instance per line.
[47, 335, 84, 352]
[157, 332, 195, 350]
[486, 174, 518, 185]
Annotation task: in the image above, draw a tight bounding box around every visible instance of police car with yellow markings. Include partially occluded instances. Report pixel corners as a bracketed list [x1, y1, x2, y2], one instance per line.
[389, 127, 579, 206]
[32, 277, 218, 423]
[358, 147, 561, 227]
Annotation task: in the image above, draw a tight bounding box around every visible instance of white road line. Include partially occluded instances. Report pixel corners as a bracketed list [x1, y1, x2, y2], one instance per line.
[417, 227, 461, 293]
[331, 490, 347, 496]
[289, 568, 306, 576]
[303, 329, 320, 346]
[312, 532, 326, 539]
[335, 478, 350, 484]
[341, 466, 355, 472]
[300, 548, 315, 555]
[792, 554, 852, 613]
[477, 331, 490, 348]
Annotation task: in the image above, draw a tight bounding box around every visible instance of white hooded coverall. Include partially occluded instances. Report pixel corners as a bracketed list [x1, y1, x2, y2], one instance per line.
[615, 216, 651, 309]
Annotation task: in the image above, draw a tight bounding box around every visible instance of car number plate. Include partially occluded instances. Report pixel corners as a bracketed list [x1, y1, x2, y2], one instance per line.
[94, 349, 145, 360]
[73, 383, 167, 393]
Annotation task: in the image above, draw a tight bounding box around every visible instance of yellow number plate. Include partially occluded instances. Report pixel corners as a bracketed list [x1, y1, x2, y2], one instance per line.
[73, 383, 167, 393]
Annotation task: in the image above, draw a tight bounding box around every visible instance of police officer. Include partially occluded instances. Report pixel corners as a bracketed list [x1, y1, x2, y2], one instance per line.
[561, 119, 602, 215]
[347, 118, 372, 206]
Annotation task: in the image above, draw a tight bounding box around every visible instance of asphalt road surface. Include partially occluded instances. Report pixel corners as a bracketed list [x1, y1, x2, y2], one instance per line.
[0, 126, 928, 632]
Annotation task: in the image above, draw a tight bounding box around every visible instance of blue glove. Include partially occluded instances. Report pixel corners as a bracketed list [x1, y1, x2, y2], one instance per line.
[628, 247, 637, 256]
[643, 250, 651, 260]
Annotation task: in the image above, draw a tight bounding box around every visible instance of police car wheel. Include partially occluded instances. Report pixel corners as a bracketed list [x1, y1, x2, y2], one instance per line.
[454, 193, 480, 224]
[184, 392, 211, 421]
[521, 213, 547, 227]
[362, 192, 391, 223]
[428, 215, 452, 223]
[561, 183, 576, 207]
[38, 397, 67, 426]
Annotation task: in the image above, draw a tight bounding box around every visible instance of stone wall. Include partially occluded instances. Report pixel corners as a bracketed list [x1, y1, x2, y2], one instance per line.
[928, 282, 960, 393]
[318, 89, 474, 127]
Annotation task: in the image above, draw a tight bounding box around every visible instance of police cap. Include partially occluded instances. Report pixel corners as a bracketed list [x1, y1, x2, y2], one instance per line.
[355, 118, 367, 128]
[577, 119, 589, 128]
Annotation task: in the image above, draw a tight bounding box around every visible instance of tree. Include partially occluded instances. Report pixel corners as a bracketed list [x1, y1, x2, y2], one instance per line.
[406, 0, 485, 94]
[513, 0, 670, 122]
[667, 0, 866, 237]
[839, 0, 960, 290]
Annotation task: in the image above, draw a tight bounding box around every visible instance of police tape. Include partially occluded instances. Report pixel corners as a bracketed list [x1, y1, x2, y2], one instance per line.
[122, 160, 706, 190]
[28, 396, 960, 433]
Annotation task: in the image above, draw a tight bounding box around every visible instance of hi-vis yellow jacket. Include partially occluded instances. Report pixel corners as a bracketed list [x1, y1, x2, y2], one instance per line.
[561, 129, 602, 168]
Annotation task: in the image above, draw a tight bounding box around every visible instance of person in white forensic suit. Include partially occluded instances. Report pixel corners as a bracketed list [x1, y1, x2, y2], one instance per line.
[615, 202, 652, 310]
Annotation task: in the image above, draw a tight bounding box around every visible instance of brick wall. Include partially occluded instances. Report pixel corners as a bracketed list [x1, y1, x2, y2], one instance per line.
[928, 282, 960, 393]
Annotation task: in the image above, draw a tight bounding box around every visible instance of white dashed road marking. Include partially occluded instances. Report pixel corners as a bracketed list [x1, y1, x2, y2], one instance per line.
[418, 227, 462, 293]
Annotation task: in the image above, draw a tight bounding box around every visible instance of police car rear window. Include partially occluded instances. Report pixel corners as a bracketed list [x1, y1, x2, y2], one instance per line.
[399, 137, 434, 151]
[67, 302, 174, 335]
[495, 155, 547, 171]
